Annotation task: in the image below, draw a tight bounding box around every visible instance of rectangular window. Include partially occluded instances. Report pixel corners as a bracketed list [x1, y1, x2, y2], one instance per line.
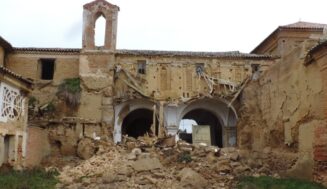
[195, 63, 204, 75]
[137, 60, 146, 74]
[40, 59, 55, 80]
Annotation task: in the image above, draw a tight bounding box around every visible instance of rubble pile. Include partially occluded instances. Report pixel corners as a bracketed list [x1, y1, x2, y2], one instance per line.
[55, 136, 287, 189]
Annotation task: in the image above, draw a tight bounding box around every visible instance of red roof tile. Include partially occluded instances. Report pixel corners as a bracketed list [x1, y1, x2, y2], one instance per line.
[0, 66, 33, 87]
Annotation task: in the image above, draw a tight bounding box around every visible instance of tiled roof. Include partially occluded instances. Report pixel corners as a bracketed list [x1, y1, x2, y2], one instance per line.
[281, 21, 327, 29]
[0, 36, 13, 52]
[116, 49, 274, 59]
[0, 66, 33, 87]
[252, 21, 327, 53]
[12, 47, 274, 59]
[14, 47, 80, 54]
[305, 40, 327, 65]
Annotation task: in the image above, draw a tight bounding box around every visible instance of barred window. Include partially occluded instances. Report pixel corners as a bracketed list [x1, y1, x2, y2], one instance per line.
[0, 83, 24, 122]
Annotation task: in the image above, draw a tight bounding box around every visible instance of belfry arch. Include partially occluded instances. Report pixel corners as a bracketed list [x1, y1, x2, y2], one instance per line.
[82, 0, 119, 50]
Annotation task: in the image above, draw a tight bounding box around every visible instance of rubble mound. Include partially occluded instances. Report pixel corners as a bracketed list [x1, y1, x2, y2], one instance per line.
[55, 137, 286, 189]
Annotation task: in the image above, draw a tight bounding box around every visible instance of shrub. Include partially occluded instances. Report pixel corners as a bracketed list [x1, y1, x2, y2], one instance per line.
[57, 78, 81, 108]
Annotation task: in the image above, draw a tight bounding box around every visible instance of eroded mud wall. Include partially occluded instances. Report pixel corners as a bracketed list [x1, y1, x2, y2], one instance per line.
[238, 43, 327, 184]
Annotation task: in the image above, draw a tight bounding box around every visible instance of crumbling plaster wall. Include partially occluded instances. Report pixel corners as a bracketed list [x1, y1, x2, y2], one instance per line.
[79, 52, 115, 124]
[237, 41, 326, 182]
[310, 51, 327, 185]
[113, 55, 272, 145]
[114, 55, 272, 100]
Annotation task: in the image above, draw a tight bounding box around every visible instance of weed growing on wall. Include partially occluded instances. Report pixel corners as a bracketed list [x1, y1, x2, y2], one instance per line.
[56, 78, 81, 108]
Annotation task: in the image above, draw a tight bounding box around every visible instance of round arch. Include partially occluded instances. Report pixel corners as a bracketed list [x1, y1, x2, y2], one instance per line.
[113, 99, 156, 143]
[177, 98, 238, 147]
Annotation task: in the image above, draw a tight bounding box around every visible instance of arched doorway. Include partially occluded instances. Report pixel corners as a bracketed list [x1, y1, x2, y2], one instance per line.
[122, 108, 158, 138]
[180, 108, 223, 147]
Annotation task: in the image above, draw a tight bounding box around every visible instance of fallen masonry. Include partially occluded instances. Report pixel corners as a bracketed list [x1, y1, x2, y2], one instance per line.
[53, 137, 294, 189]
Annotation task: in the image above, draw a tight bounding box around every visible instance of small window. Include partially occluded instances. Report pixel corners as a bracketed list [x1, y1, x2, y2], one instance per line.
[40, 59, 55, 80]
[195, 63, 204, 75]
[137, 60, 146, 74]
[251, 64, 260, 73]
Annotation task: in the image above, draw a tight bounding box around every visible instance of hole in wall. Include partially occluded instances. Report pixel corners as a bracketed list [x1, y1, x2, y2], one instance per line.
[122, 109, 158, 138]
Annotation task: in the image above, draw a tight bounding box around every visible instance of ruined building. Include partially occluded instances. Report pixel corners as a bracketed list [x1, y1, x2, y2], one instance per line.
[0, 37, 32, 168]
[0, 0, 326, 185]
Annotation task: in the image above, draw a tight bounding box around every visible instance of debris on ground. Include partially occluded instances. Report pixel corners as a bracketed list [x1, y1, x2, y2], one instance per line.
[54, 136, 293, 189]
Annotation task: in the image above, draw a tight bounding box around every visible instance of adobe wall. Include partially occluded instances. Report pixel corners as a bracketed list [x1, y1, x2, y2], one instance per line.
[312, 53, 327, 185]
[7, 53, 79, 82]
[7, 52, 80, 107]
[237, 43, 327, 185]
[25, 126, 51, 167]
[0, 46, 4, 66]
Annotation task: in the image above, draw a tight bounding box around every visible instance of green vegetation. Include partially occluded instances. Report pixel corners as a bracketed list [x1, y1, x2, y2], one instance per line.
[44, 101, 56, 113]
[0, 169, 59, 189]
[177, 152, 192, 163]
[237, 176, 326, 189]
[57, 78, 81, 108]
[28, 96, 38, 107]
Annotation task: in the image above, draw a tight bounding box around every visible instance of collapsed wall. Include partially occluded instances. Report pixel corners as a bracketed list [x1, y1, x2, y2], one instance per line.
[237, 40, 327, 185]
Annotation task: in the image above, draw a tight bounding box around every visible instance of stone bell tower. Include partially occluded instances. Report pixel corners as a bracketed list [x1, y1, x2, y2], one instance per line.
[82, 0, 119, 50]
[78, 0, 119, 130]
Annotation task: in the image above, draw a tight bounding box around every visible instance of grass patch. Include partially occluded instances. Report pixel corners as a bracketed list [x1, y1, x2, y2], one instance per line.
[0, 169, 59, 189]
[237, 176, 326, 189]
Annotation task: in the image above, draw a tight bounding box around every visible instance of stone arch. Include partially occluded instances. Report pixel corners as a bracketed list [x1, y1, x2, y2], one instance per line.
[113, 99, 156, 143]
[177, 98, 238, 147]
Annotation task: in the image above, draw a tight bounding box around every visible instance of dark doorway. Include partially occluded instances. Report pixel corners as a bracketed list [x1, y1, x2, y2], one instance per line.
[181, 109, 222, 147]
[122, 109, 158, 138]
[4, 135, 10, 163]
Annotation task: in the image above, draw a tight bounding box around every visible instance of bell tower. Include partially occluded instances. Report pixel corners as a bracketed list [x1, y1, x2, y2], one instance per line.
[82, 0, 119, 50]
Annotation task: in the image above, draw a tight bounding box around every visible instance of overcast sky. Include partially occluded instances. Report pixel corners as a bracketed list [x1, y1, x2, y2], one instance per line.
[0, 0, 326, 53]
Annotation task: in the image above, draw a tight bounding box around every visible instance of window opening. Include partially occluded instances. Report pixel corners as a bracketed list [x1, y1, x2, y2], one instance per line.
[137, 60, 146, 74]
[195, 63, 204, 75]
[40, 59, 55, 80]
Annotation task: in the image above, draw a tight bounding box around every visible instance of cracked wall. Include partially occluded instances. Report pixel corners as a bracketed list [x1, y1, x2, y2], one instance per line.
[237, 37, 327, 185]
